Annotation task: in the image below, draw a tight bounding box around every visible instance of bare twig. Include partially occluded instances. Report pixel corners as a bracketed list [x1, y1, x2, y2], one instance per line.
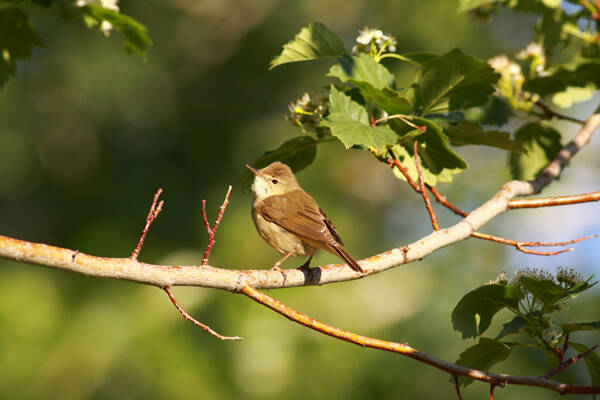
[131, 188, 164, 260]
[387, 155, 421, 193]
[413, 141, 439, 230]
[453, 375, 463, 400]
[202, 186, 232, 265]
[472, 232, 597, 256]
[163, 286, 242, 341]
[508, 192, 600, 209]
[241, 281, 600, 395]
[543, 344, 599, 379]
[536, 101, 585, 125]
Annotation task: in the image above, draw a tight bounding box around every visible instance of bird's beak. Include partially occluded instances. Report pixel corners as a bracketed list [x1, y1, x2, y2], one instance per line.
[246, 164, 259, 176]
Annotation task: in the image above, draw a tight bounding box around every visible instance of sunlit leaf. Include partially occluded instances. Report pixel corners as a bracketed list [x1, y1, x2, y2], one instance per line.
[451, 284, 523, 339]
[552, 84, 596, 109]
[455, 338, 514, 386]
[270, 22, 347, 70]
[241, 136, 318, 190]
[509, 122, 562, 180]
[458, 0, 498, 12]
[570, 342, 600, 386]
[328, 54, 395, 90]
[412, 48, 499, 114]
[80, 5, 152, 58]
[319, 86, 397, 151]
[445, 122, 523, 152]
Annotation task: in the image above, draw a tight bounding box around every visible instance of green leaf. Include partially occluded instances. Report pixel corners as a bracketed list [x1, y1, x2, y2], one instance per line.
[393, 52, 437, 65]
[412, 48, 499, 114]
[269, 22, 347, 70]
[0, 8, 43, 89]
[509, 122, 562, 180]
[570, 342, 600, 386]
[552, 84, 596, 109]
[496, 316, 528, 339]
[561, 322, 600, 334]
[389, 117, 468, 186]
[518, 276, 566, 305]
[319, 86, 397, 151]
[241, 136, 318, 190]
[524, 63, 600, 97]
[463, 96, 512, 127]
[352, 82, 413, 114]
[455, 338, 514, 386]
[80, 5, 152, 58]
[451, 284, 523, 339]
[328, 54, 395, 90]
[445, 122, 523, 152]
[458, 0, 498, 12]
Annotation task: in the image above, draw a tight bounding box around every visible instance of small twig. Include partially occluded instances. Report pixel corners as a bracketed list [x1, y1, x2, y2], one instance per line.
[543, 344, 599, 379]
[453, 375, 463, 400]
[374, 113, 422, 129]
[202, 186, 232, 265]
[131, 188, 164, 260]
[413, 141, 439, 230]
[163, 286, 242, 341]
[427, 185, 468, 217]
[386, 154, 421, 193]
[490, 383, 496, 400]
[508, 192, 600, 209]
[556, 333, 570, 363]
[535, 101, 585, 126]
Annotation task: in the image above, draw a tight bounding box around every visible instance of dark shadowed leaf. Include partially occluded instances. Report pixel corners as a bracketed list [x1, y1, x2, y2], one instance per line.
[570, 342, 600, 386]
[352, 82, 413, 114]
[496, 316, 528, 339]
[518, 277, 565, 305]
[269, 22, 347, 69]
[80, 5, 152, 58]
[241, 136, 317, 190]
[0, 8, 43, 88]
[562, 322, 600, 334]
[451, 284, 523, 339]
[413, 48, 499, 114]
[524, 63, 600, 97]
[328, 54, 395, 89]
[389, 117, 468, 186]
[455, 338, 514, 386]
[463, 96, 512, 127]
[509, 122, 562, 180]
[319, 86, 397, 151]
[445, 122, 523, 152]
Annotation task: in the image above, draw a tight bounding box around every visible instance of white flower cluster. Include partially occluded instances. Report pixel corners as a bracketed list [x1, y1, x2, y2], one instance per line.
[352, 27, 397, 55]
[488, 54, 523, 85]
[517, 42, 547, 76]
[76, 0, 120, 35]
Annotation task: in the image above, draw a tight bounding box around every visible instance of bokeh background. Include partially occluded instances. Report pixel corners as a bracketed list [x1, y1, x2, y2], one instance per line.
[1, 1, 599, 398]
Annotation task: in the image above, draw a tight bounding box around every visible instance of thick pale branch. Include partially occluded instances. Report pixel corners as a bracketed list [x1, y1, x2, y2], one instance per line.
[241, 282, 600, 395]
[0, 115, 599, 291]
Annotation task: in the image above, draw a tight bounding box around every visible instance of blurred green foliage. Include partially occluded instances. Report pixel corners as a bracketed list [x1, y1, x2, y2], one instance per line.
[1, 0, 599, 399]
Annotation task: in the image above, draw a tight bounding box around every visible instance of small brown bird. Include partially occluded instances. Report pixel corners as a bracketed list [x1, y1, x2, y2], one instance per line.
[247, 161, 363, 273]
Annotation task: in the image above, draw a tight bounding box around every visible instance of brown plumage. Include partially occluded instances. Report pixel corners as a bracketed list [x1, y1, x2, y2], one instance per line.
[247, 161, 363, 273]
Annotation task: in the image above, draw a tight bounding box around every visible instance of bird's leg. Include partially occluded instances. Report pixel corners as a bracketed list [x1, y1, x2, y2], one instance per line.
[272, 246, 300, 271]
[298, 255, 313, 272]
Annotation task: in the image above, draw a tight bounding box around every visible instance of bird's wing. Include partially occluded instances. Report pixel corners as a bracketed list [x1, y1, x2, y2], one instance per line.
[257, 190, 342, 246]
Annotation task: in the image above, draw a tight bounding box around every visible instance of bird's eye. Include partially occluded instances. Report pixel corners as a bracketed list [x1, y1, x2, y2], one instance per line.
[272, 179, 279, 184]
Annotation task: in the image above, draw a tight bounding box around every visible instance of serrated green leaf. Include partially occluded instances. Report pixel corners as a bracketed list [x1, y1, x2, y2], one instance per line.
[269, 22, 347, 70]
[389, 117, 468, 186]
[455, 338, 514, 387]
[509, 122, 562, 180]
[463, 95, 512, 127]
[524, 63, 600, 97]
[413, 48, 499, 114]
[496, 315, 528, 339]
[328, 54, 394, 90]
[319, 86, 397, 152]
[458, 0, 498, 12]
[352, 82, 413, 114]
[562, 322, 600, 334]
[0, 8, 43, 89]
[445, 122, 523, 152]
[451, 284, 523, 339]
[80, 5, 152, 58]
[241, 136, 318, 190]
[570, 342, 600, 386]
[518, 276, 566, 305]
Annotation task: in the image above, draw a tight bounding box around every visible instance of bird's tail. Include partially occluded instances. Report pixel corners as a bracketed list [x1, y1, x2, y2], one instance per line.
[331, 245, 364, 273]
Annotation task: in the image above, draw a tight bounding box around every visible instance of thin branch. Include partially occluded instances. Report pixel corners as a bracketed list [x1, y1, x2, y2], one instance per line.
[202, 186, 232, 265]
[472, 232, 597, 256]
[413, 141, 439, 230]
[453, 375, 463, 400]
[543, 344, 599, 380]
[131, 188, 164, 260]
[535, 101, 585, 125]
[508, 191, 600, 209]
[387, 155, 421, 193]
[241, 281, 600, 395]
[163, 286, 242, 341]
